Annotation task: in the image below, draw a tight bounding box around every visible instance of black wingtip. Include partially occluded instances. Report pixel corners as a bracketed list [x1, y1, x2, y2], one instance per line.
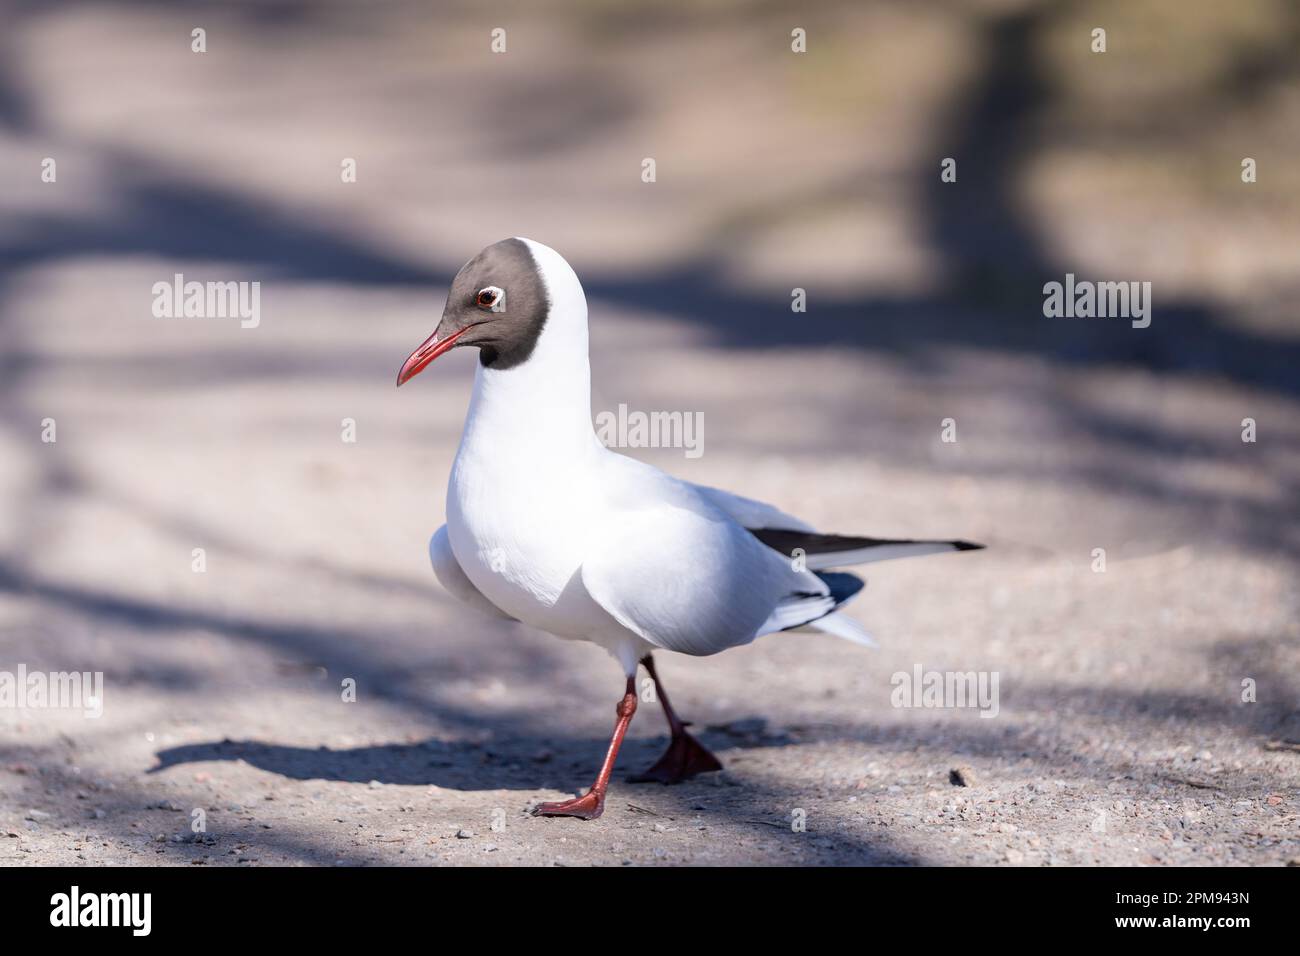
[953, 540, 985, 551]
[814, 570, 866, 604]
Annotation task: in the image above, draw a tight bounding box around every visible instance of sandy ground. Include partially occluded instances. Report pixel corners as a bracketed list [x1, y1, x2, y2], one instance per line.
[1, 1, 1298, 866]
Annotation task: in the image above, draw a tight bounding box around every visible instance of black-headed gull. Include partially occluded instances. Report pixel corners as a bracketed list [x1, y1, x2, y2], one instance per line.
[398, 238, 982, 819]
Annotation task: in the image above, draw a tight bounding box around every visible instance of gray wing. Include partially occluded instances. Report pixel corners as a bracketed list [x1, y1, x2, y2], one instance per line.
[580, 458, 837, 656]
[428, 525, 515, 621]
[689, 483, 815, 532]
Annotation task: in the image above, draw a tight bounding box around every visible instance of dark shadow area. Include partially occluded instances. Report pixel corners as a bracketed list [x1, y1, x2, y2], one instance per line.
[2, 163, 444, 288]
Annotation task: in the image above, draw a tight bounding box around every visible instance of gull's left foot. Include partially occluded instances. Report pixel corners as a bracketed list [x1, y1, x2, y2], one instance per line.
[629, 730, 723, 784]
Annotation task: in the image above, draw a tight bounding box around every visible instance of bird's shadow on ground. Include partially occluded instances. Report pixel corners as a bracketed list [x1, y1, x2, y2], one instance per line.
[144, 725, 926, 864]
[149, 630, 1300, 796]
[147, 722, 791, 792]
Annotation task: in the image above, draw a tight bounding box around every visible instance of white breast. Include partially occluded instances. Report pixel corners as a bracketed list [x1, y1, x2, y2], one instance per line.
[446, 441, 595, 634]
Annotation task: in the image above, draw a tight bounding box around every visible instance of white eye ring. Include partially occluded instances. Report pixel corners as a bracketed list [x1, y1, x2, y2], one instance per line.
[476, 286, 505, 311]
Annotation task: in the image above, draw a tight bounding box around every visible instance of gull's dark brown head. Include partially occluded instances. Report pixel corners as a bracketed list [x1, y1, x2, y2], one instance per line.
[397, 237, 551, 385]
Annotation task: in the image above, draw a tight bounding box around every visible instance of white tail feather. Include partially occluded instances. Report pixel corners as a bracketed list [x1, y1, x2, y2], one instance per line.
[808, 612, 877, 648]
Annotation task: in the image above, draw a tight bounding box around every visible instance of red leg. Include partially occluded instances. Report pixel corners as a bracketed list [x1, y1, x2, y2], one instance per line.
[532, 676, 637, 820]
[629, 655, 723, 784]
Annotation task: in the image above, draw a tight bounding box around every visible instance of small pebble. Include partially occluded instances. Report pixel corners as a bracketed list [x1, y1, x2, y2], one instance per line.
[949, 767, 977, 787]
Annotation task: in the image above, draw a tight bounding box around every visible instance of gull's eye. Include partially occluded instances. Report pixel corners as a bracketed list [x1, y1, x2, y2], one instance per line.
[476, 286, 503, 310]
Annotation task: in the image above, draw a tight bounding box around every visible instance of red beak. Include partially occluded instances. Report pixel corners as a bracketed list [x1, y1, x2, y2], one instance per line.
[396, 326, 471, 386]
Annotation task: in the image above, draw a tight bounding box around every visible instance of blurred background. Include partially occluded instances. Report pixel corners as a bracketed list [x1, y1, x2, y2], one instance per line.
[0, 0, 1296, 866]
